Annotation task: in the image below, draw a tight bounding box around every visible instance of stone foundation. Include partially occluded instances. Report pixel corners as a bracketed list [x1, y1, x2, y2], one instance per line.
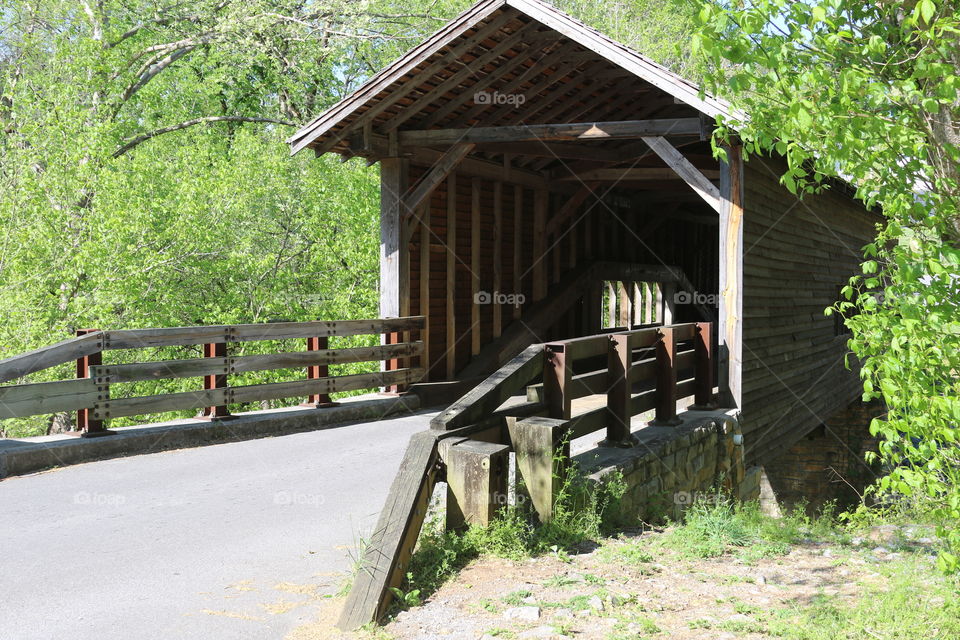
[578, 410, 749, 520]
[763, 399, 884, 514]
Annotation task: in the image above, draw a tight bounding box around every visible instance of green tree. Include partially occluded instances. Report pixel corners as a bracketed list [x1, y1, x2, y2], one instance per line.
[695, 0, 960, 571]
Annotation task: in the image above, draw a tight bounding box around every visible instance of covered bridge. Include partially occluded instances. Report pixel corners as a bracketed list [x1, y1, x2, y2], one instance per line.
[287, 0, 879, 464]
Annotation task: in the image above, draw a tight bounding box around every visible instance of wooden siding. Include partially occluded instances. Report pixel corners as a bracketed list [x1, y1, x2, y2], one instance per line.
[406, 161, 719, 380]
[741, 157, 879, 463]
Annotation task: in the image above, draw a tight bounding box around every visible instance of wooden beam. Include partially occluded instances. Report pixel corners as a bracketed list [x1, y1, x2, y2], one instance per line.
[641, 136, 722, 213]
[558, 167, 720, 182]
[419, 204, 431, 381]
[543, 182, 597, 237]
[401, 143, 474, 218]
[512, 184, 523, 320]
[718, 144, 744, 408]
[382, 25, 535, 132]
[299, 11, 517, 156]
[380, 158, 409, 318]
[398, 118, 702, 147]
[471, 177, 482, 356]
[493, 180, 503, 339]
[532, 188, 548, 301]
[445, 172, 458, 379]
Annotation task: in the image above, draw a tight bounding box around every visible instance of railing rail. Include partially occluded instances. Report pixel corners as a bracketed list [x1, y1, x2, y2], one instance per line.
[0, 316, 426, 436]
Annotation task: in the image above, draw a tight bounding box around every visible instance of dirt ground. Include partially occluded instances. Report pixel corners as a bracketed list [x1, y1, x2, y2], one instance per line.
[287, 525, 942, 640]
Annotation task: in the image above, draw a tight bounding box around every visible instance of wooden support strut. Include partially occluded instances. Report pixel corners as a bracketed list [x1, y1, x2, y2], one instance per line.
[75, 328, 112, 437]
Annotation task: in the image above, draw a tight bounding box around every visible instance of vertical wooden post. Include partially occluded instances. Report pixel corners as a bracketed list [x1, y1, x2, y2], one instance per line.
[379, 157, 409, 319]
[509, 416, 569, 523]
[603, 333, 634, 446]
[606, 281, 616, 328]
[201, 341, 231, 419]
[442, 439, 510, 531]
[302, 336, 336, 407]
[445, 173, 458, 379]
[693, 322, 715, 409]
[512, 185, 523, 320]
[419, 204, 431, 382]
[492, 181, 503, 339]
[543, 343, 571, 419]
[661, 281, 676, 325]
[643, 282, 653, 324]
[633, 283, 643, 326]
[76, 328, 111, 437]
[532, 189, 548, 301]
[652, 327, 680, 425]
[471, 177, 482, 356]
[618, 282, 633, 328]
[719, 144, 744, 408]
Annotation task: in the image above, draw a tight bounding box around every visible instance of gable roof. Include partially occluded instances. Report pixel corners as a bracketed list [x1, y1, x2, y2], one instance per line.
[288, 0, 732, 157]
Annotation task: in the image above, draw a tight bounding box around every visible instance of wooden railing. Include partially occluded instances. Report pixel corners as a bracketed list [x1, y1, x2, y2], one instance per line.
[0, 316, 426, 436]
[341, 322, 716, 630]
[432, 321, 715, 441]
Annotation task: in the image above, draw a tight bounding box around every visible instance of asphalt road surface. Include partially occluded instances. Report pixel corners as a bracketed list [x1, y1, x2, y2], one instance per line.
[0, 410, 434, 640]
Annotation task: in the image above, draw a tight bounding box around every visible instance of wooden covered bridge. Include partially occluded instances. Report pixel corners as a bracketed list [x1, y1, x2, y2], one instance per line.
[0, 0, 881, 632]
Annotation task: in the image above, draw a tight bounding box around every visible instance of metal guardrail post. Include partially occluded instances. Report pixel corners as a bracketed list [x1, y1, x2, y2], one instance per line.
[201, 340, 231, 419]
[652, 326, 681, 425]
[302, 336, 337, 408]
[76, 328, 112, 437]
[383, 330, 402, 394]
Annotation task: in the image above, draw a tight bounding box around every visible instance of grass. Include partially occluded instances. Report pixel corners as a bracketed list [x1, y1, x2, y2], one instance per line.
[396, 465, 629, 608]
[648, 496, 847, 562]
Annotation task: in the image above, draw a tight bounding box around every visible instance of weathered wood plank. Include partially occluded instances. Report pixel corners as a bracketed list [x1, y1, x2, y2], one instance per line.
[512, 184, 523, 320]
[401, 144, 474, 217]
[0, 378, 101, 419]
[380, 157, 409, 319]
[493, 180, 503, 339]
[532, 189, 547, 301]
[471, 176, 482, 356]
[718, 144, 744, 408]
[91, 343, 424, 383]
[398, 118, 702, 146]
[558, 167, 720, 182]
[0, 333, 104, 383]
[103, 318, 425, 349]
[446, 172, 458, 379]
[419, 202, 432, 382]
[431, 344, 544, 430]
[95, 369, 422, 420]
[641, 136, 722, 212]
[338, 430, 440, 629]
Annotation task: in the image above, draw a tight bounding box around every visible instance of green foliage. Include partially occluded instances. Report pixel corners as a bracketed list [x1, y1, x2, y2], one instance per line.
[654, 496, 844, 561]
[402, 465, 630, 604]
[695, 0, 960, 572]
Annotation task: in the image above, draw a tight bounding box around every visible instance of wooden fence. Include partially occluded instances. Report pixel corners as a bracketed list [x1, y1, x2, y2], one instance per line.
[0, 317, 426, 436]
[339, 321, 716, 629]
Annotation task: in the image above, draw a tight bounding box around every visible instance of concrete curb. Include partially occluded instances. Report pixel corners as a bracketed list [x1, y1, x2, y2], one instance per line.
[0, 394, 421, 479]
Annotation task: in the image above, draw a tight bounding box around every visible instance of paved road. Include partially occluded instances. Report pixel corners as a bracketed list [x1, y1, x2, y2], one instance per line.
[0, 410, 435, 640]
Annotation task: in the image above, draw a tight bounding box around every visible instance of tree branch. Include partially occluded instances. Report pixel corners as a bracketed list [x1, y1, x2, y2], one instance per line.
[113, 116, 296, 157]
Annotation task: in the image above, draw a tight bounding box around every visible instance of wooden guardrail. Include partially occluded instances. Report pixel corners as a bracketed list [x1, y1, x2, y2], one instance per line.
[339, 322, 716, 630]
[0, 316, 426, 435]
